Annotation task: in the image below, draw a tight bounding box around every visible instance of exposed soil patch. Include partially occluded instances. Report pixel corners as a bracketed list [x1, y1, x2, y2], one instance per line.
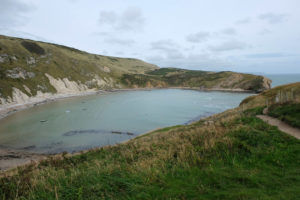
[257, 115, 300, 139]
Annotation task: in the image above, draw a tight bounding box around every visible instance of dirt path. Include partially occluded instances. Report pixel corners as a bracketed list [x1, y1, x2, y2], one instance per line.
[257, 115, 300, 139]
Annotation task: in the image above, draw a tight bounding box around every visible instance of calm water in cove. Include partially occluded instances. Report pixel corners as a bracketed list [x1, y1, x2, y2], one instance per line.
[0, 89, 250, 153]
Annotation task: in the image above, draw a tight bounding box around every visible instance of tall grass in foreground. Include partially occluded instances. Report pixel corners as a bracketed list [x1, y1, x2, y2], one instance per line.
[1, 108, 299, 199]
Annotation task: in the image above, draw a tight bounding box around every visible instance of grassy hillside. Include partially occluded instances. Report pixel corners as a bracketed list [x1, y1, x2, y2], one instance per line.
[0, 35, 158, 101]
[1, 83, 299, 199]
[0, 35, 270, 104]
[268, 103, 300, 128]
[121, 68, 271, 92]
[240, 82, 300, 109]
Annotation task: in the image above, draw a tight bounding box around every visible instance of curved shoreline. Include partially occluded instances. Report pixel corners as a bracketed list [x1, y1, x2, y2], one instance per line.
[0, 87, 254, 172]
[0, 87, 255, 121]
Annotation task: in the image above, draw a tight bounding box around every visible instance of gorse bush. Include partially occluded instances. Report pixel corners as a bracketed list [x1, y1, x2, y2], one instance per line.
[21, 41, 45, 55]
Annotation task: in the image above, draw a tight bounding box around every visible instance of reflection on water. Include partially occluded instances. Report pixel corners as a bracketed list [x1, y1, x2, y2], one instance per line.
[0, 89, 251, 153]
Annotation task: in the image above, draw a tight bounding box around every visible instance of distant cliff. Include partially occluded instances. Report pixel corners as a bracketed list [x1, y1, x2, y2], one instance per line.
[0, 35, 271, 107]
[121, 68, 271, 92]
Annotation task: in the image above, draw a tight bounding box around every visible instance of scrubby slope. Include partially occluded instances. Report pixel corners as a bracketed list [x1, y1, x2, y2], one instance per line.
[121, 68, 271, 92]
[240, 82, 300, 109]
[0, 83, 299, 199]
[0, 35, 158, 104]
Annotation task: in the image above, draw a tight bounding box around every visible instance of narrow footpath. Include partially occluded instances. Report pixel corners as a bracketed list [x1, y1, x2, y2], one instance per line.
[257, 115, 300, 140]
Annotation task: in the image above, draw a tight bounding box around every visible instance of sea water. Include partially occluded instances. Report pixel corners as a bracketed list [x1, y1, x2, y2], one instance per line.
[0, 89, 250, 153]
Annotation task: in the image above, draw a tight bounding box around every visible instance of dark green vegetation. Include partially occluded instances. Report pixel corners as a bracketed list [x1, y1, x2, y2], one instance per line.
[0, 35, 270, 103]
[1, 91, 300, 199]
[21, 41, 46, 55]
[268, 103, 300, 128]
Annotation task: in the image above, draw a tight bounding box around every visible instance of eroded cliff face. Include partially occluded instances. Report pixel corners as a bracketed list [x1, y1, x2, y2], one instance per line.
[0, 73, 116, 108]
[260, 77, 272, 92]
[0, 35, 159, 108]
[45, 73, 89, 94]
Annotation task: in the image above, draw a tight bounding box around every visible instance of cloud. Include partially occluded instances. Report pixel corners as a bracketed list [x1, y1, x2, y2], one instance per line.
[114, 51, 124, 55]
[0, 0, 34, 28]
[258, 13, 288, 24]
[259, 29, 272, 35]
[186, 32, 210, 43]
[146, 53, 229, 70]
[119, 7, 145, 30]
[92, 31, 110, 36]
[98, 7, 145, 31]
[209, 40, 248, 52]
[186, 28, 236, 44]
[166, 50, 185, 60]
[221, 28, 237, 35]
[150, 39, 184, 60]
[245, 53, 291, 59]
[99, 11, 117, 24]
[151, 39, 179, 51]
[236, 18, 251, 24]
[104, 38, 135, 46]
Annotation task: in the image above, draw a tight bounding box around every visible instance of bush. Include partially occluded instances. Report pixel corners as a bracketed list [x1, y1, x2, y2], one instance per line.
[21, 41, 45, 55]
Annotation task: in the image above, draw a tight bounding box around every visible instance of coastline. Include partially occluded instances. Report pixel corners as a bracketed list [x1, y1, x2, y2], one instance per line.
[0, 125, 175, 173]
[0, 90, 99, 121]
[0, 87, 255, 121]
[0, 87, 255, 173]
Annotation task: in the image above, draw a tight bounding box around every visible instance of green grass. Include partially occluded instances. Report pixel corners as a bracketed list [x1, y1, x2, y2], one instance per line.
[268, 103, 300, 128]
[240, 82, 300, 109]
[0, 35, 158, 99]
[122, 68, 267, 91]
[1, 108, 299, 199]
[146, 67, 186, 76]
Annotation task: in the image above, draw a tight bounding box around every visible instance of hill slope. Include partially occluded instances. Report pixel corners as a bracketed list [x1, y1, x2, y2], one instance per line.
[0, 35, 158, 105]
[0, 83, 299, 199]
[0, 35, 271, 108]
[240, 82, 300, 109]
[121, 67, 271, 92]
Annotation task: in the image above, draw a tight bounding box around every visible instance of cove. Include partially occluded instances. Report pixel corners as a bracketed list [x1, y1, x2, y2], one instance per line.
[0, 89, 251, 153]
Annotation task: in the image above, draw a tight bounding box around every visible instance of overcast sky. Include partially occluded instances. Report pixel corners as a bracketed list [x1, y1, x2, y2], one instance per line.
[1, 0, 300, 74]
